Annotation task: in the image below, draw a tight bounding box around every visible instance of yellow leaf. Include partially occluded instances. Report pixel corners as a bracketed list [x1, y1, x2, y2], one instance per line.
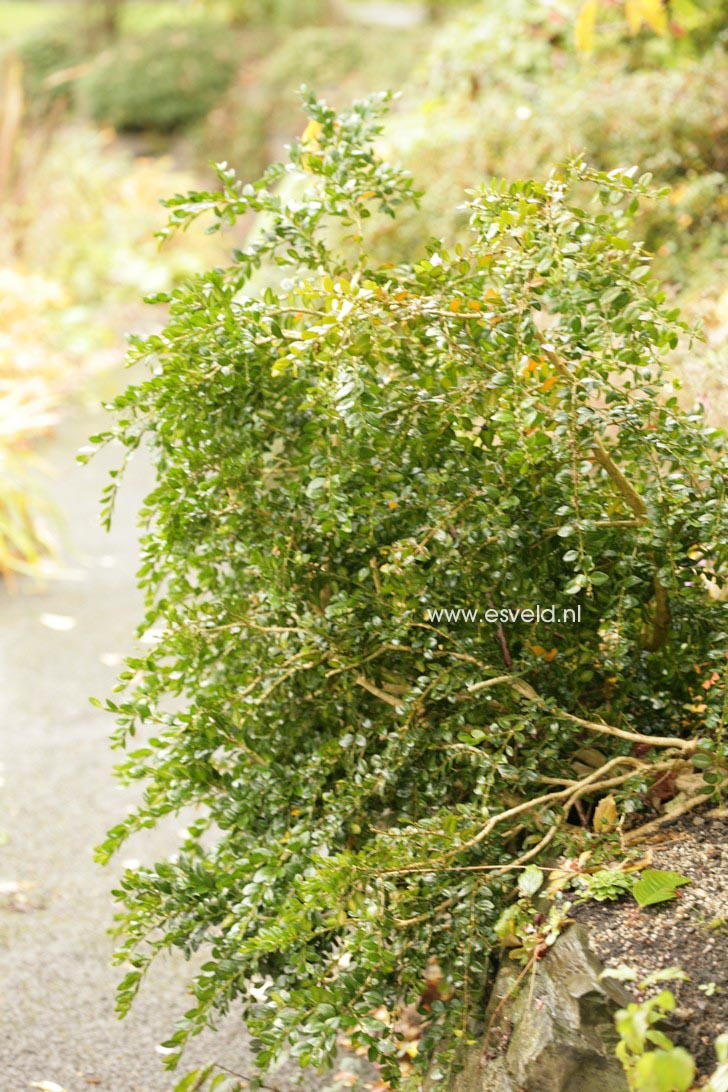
[545, 868, 574, 898]
[575, 0, 599, 52]
[639, 0, 668, 33]
[301, 119, 322, 148]
[593, 794, 619, 834]
[625, 0, 642, 33]
[528, 644, 558, 661]
[541, 375, 559, 393]
[300, 120, 323, 173]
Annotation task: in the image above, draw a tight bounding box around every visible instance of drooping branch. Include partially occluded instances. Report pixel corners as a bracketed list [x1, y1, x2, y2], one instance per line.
[464, 674, 692, 751]
[354, 666, 692, 750]
[590, 438, 648, 520]
[642, 573, 672, 652]
[536, 334, 671, 651]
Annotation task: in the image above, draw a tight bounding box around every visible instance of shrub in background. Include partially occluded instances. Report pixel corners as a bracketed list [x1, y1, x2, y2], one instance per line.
[79, 24, 238, 132]
[224, 0, 332, 25]
[4, 124, 228, 306]
[15, 23, 90, 109]
[93, 96, 728, 1089]
[371, 47, 728, 275]
[199, 24, 431, 179]
[420, 0, 576, 92]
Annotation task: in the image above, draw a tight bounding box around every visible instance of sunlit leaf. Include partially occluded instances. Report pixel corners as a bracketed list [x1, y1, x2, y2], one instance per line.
[634, 1046, 695, 1092]
[638, 0, 669, 35]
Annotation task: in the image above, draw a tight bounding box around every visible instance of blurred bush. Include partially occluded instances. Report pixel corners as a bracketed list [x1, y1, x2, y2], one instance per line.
[199, 23, 431, 177]
[222, 0, 332, 25]
[15, 23, 90, 109]
[4, 124, 228, 306]
[421, 0, 576, 93]
[79, 24, 238, 131]
[0, 92, 232, 580]
[0, 269, 67, 580]
[574, 53, 728, 179]
[372, 44, 727, 268]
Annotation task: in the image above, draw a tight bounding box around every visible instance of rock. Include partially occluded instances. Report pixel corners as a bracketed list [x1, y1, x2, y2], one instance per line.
[449, 925, 631, 1092]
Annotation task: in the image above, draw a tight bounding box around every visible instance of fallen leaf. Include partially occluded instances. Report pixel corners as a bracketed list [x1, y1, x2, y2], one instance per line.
[39, 613, 76, 632]
[593, 794, 619, 833]
[632, 868, 691, 907]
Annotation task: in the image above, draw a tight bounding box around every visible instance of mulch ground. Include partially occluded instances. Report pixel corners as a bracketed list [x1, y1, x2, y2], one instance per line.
[574, 808, 728, 1079]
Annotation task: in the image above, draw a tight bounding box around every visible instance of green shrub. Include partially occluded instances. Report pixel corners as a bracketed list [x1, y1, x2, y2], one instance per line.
[80, 24, 238, 131]
[92, 95, 728, 1089]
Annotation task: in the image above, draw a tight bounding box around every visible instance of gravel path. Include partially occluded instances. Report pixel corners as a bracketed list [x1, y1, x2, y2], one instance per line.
[0, 393, 316, 1092]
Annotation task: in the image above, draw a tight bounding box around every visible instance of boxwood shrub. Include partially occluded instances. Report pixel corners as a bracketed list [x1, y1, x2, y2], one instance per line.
[91, 94, 728, 1088]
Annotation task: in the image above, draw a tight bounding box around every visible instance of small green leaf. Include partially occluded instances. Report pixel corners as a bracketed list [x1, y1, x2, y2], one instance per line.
[634, 1047, 695, 1092]
[494, 905, 521, 946]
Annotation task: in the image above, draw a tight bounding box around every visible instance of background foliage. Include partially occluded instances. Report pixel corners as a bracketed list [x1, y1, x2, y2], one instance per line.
[79, 24, 239, 132]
